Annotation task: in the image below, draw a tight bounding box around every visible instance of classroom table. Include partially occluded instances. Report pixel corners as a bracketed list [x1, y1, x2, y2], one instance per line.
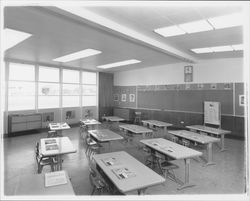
[80, 119, 101, 130]
[49, 122, 70, 136]
[119, 124, 153, 138]
[93, 151, 165, 195]
[140, 138, 202, 190]
[186, 125, 231, 152]
[102, 116, 125, 130]
[141, 120, 173, 136]
[88, 129, 124, 151]
[40, 137, 77, 171]
[168, 130, 220, 166]
[15, 170, 75, 195]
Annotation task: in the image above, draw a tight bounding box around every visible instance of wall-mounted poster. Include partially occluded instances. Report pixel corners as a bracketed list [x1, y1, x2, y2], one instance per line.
[121, 94, 126, 102]
[129, 94, 135, 102]
[66, 110, 75, 119]
[239, 95, 245, 106]
[114, 94, 119, 101]
[184, 66, 193, 82]
[42, 112, 54, 122]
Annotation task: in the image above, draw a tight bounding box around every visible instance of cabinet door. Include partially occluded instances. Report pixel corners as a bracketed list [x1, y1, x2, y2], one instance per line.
[27, 114, 41, 122]
[27, 121, 41, 130]
[12, 123, 27, 132]
[12, 116, 27, 123]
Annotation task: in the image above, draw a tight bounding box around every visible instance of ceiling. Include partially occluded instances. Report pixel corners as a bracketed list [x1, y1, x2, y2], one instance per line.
[3, 3, 244, 72]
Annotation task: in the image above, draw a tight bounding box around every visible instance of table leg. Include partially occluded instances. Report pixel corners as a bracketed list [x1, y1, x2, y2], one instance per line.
[220, 134, 227, 152]
[203, 142, 216, 167]
[137, 188, 147, 195]
[57, 155, 63, 171]
[177, 158, 196, 190]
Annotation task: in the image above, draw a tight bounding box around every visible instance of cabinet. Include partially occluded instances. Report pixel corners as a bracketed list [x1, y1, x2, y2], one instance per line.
[8, 113, 42, 134]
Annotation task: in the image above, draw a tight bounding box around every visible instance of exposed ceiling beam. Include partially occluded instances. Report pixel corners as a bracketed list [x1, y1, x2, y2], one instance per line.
[55, 6, 197, 63]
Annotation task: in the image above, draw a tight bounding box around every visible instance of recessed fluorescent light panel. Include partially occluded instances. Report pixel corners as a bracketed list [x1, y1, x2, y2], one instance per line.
[53, 49, 102, 62]
[191, 44, 243, 54]
[211, 45, 233, 52]
[208, 13, 243, 29]
[232, 44, 243, 51]
[97, 59, 141, 69]
[191, 47, 213, 54]
[154, 25, 186, 37]
[4, 28, 32, 51]
[179, 20, 213, 33]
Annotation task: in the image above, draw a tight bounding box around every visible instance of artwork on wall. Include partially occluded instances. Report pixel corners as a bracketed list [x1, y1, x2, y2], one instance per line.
[239, 95, 245, 106]
[224, 83, 232, 90]
[121, 94, 126, 102]
[184, 66, 193, 82]
[210, 83, 217, 89]
[66, 110, 75, 119]
[197, 83, 204, 90]
[42, 112, 54, 122]
[129, 94, 135, 102]
[114, 94, 119, 101]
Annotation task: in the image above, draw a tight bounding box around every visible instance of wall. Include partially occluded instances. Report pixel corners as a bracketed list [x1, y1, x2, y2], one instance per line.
[98, 72, 114, 120]
[113, 58, 246, 138]
[114, 58, 243, 85]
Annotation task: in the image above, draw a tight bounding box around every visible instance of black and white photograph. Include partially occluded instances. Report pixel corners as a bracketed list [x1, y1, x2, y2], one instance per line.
[0, 1, 249, 201]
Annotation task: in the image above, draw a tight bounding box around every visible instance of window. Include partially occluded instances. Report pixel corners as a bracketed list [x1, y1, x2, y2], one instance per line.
[38, 66, 60, 109]
[8, 63, 35, 111]
[82, 71, 97, 106]
[62, 69, 80, 107]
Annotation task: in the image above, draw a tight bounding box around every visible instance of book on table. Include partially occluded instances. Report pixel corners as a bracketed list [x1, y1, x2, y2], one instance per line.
[45, 171, 67, 187]
[112, 167, 136, 179]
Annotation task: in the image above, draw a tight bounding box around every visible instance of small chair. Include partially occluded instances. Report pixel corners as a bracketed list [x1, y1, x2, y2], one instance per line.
[47, 130, 57, 138]
[35, 142, 57, 174]
[181, 139, 191, 147]
[85, 135, 102, 157]
[134, 112, 142, 125]
[170, 135, 179, 143]
[142, 147, 155, 168]
[154, 153, 182, 185]
[85, 146, 110, 195]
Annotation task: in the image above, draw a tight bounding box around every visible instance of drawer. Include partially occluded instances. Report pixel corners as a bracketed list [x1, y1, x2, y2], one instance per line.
[12, 123, 27, 132]
[26, 115, 41, 122]
[12, 116, 27, 123]
[27, 121, 41, 130]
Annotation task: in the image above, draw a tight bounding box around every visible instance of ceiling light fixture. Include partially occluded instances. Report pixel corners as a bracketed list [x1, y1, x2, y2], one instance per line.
[154, 25, 186, 37]
[53, 49, 102, 62]
[97, 59, 141, 69]
[4, 28, 32, 51]
[179, 20, 213, 33]
[191, 44, 243, 54]
[207, 13, 243, 29]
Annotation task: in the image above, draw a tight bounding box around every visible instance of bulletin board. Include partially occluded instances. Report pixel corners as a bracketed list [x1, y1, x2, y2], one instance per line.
[204, 101, 221, 126]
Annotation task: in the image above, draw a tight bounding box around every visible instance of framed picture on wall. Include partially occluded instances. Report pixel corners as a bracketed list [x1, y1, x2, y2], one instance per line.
[114, 94, 119, 101]
[121, 94, 126, 102]
[129, 94, 135, 102]
[239, 95, 245, 106]
[184, 65, 193, 82]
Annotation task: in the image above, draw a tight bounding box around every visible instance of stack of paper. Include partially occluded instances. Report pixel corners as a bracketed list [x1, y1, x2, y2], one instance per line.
[45, 171, 67, 187]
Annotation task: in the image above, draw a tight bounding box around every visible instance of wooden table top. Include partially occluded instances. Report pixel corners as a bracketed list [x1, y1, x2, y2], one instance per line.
[119, 124, 153, 134]
[102, 116, 125, 122]
[15, 171, 75, 195]
[40, 137, 77, 157]
[140, 138, 202, 160]
[186, 125, 231, 135]
[142, 120, 173, 127]
[88, 129, 124, 142]
[93, 151, 165, 194]
[80, 119, 101, 125]
[49, 123, 70, 131]
[168, 130, 220, 144]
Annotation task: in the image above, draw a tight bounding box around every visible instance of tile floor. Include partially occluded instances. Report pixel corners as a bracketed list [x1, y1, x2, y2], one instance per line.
[2, 123, 247, 199]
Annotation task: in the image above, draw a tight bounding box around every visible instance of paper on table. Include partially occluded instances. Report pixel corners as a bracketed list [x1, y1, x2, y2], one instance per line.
[112, 167, 136, 180]
[45, 171, 67, 187]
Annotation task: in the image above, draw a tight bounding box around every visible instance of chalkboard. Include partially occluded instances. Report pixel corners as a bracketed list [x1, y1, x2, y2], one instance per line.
[204, 101, 221, 126]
